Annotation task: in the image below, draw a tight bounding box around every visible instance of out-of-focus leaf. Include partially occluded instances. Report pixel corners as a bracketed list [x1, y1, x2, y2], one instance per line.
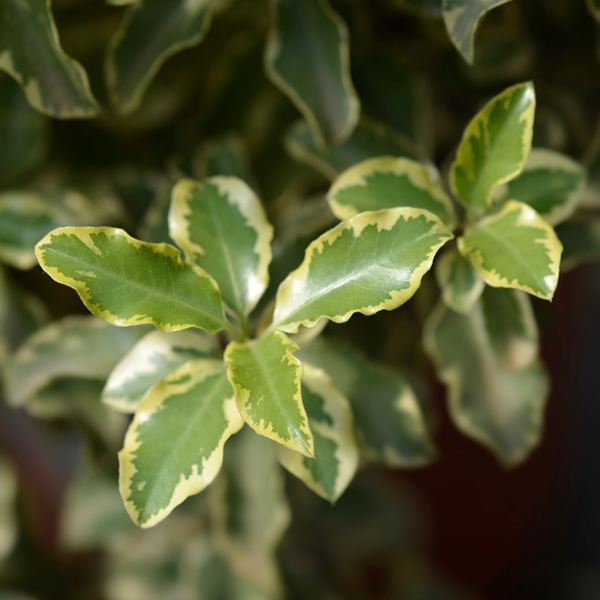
[586, 0, 600, 23]
[581, 123, 600, 208]
[0, 459, 17, 563]
[0, 0, 100, 118]
[556, 218, 600, 271]
[265, 0, 359, 148]
[138, 177, 173, 244]
[106, 0, 138, 4]
[393, 0, 443, 18]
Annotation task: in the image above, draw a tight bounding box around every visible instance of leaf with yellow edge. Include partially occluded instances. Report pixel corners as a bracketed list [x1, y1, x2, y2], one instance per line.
[119, 359, 243, 528]
[224, 330, 314, 457]
[458, 200, 562, 300]
[272, 208, 453, 334]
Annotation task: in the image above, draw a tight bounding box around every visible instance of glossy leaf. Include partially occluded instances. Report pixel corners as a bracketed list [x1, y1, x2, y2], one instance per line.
[297, 339, 436, 466]
[276, 364, 358, 502]
[35, 227, 230, 333]
[224, 330, 314, 457]
[557, 218, 600, 271]
[0, 0, 100, 118]
[327, 156, 455, 227]
[442, 0, 514, 64]
[106, 0, 219, 114]
[495, 148, 585, 226]
[450, 82, 536, 211]
[4, 315, 147, 406]
[265, 0, 359, 148]
[435, 247, 484, 314]
[169, 177, 273, 319]
[459, 200, 562, 300]
[272, 208, 453, 333]
[119, 359, 243, 528]
[102, 329, 218, 412]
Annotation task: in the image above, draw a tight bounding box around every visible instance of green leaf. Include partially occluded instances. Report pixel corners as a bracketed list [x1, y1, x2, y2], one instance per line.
[106, 0, 219, 114]
[556, 218, 600, 271]
[272, 208, 453, 333]
[297, 339, 436, 467]
[0, 459, 17, 563]
[276, 364, 358, 502]
[35, 226, 230, 334]
[286, 118, 420, 181]
[169, 177, 273, 320]
[106, 0, 138, 4]
[265, 0, 360, 148]
[224, 330, 314, 457]
[119, 359, 243, 528]
[435, 247, 484, 314]
[424, 299, 548, 466]
[586, 0, 600, 23]
[442, 0, 514, 64]
[327, 156, 456, 227]
[458, 200, 562, 300]
[0, 0, 100, 118]
[4, 315, 148, 407]
[450, 82, 536, 211]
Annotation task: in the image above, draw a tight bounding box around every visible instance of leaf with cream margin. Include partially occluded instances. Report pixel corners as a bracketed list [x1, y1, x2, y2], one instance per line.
[0, 459, 17, 563]
[494, 148, 585, 226]
[298, 339, 436, 466]
[119, 359, 243, 528]
[4, 315, 148, 407]
[106, 0, 220, 114]
[450, 82, 535, 211]
[327, 156, 456, 228]
[435, 247, 484, 314]
[458, 200, 562, 300]
[271, 208, 453, 334]
[103, 329, 219, 413]
[169, 177, 273, 322]
[0, 0, 100, 118]
[35, 227, 232, 334]
[424, 299, 548, 466]
[442, 0, 514, 64]
[276, 364, 358, 502]
[265, 0, 359, 148]
[224, 331, 314, 457]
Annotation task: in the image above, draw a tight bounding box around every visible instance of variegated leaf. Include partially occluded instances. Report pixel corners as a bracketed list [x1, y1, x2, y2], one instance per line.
[557, 218, 600, 272]
[169, 177, 273, 321]
[450, 82, 536, 211]
[35, 227, 231, 334]
[327, 156, 455, 228]
[297, 339, 436, 466]
[224, 331, 314, 457]
[458, 200, 562, 300]
[265, 0, 359, 148]
[0, 0, 100, 118]
[4, 315, 147, 407]
[272, 208, 453, 333]
[102, 329, 219, 412]
[435, 247, 484, 314]
[119, 359, 243, 528]
[106, 0, 220, 114]
[442, 0, 514, 64]
[494, 148, 585, 226]
[276, 364, 358, 502]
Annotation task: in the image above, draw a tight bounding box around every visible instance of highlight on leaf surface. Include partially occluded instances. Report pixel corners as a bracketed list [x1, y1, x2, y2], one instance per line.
[458, 200, 562, 300]
[35, 226, 229, 333]
[276, 364, 359, 502]
[272, 207, 453, 333]
[450, 82, 536, 211]
[119, 359, 243, 528]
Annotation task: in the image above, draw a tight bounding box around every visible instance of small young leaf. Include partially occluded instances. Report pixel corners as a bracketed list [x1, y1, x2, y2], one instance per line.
[169, 177, 273, 319]
[327, 156, 456, 227]
[450, 82, 536, 211]
[35, 227, 229, 333]
[276, 364, 358, 502]
[442, 0, 514, 64]
[272, 208, 453, 333]
[102, 329, 219, 413]
[265, 0, 360, 148]
[106, 0, 219, 114]
[119, 359, 243, 528]
[0, 0, 100, 118]
[435, 247, 484, 314]
[557, 218, 600, 272]
[458, 200, 562, 300]
[224, 330, 313, 457]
